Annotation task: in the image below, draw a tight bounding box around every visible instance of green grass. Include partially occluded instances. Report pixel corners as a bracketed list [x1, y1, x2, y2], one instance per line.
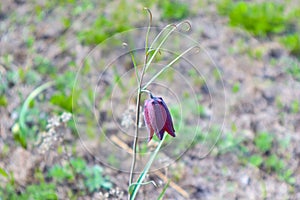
[216, 130, 247, 155]
[280, 34, 300, 56]
[77, 0, 135, 45]
[48, 157, 112, 193]
[232, 82, 240, 93]
[291, 100, 299, 113]
[214, 129, 295, 185]
[34, 56, 57, 76]
[285, 58, 300, 81]
[254, 132, 273, 153]
[158, 0, 190, 21]
[217, 1, 288, 37]
[0, 95, 7, 107]
[0, 178, 57, 200]
[217, 0, 300, 57]
[78, 15, 131, 45]
[250, 132, 295, 185]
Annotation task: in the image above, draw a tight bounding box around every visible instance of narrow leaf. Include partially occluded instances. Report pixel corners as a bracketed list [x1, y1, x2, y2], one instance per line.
[157, 180, 170, 200]
[128, 181, 157, 195]
[130, 134, 167, 200]
[0, 167, 9, 178]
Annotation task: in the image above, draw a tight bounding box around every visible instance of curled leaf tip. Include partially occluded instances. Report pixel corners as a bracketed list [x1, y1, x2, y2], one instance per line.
[170, 24, 177, 28]
[178, 20, 192, 32]
[144, 7, 152, 24]
[192, 45, 201, 54]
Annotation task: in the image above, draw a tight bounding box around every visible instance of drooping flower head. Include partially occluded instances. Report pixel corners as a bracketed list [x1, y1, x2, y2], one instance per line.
[144, 94, 176, 141]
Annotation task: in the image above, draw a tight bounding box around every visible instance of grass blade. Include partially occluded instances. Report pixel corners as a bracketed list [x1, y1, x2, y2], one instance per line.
[157, 180, 170, 200]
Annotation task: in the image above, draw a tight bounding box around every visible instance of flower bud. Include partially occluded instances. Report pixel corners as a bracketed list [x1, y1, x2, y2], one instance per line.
[144, 94, 176, 141]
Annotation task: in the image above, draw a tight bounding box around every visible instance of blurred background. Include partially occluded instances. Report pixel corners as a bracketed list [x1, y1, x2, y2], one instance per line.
[0, 0, 300, 199]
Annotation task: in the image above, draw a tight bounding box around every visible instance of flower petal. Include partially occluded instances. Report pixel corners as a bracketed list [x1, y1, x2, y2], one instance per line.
[151, 100, 167, 137]
[158, 129, 165, 140]
[144, 100, 155, 141]
[157, 98, 176, 138]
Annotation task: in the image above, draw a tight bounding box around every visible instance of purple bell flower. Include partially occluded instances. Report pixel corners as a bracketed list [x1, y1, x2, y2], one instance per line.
[144, 94, 176, 141]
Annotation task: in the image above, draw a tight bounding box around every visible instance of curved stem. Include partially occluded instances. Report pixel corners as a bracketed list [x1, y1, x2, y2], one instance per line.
[18, 81, 54, 147]
[142, 45, 200, 90]
[145, 25, 176, 72]
[145, 20, 191, 72]
[140, 89, 153, 98]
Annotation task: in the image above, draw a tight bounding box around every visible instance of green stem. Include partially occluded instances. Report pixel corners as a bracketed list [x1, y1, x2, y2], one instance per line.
[130, 50, 140, 85]
[144, 7, 152, 54]
[129, 8, 153, 186]
[130, 134, 167, 200]
[129, 89, 141, 185]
